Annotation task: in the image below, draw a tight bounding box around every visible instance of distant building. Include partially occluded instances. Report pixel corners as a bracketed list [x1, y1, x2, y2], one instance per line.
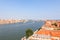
[0, 19, 26, 24]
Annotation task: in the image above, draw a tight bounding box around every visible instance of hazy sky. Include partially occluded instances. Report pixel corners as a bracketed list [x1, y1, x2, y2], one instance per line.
[0, 0, 60, 20]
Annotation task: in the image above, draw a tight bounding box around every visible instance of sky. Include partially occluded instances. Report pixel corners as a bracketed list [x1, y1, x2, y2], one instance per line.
[0, 0, 60, 20]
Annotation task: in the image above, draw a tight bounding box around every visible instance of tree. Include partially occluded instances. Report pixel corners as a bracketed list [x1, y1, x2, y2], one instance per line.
[25, 29, 33, 38]
[52, 23, 57, 27]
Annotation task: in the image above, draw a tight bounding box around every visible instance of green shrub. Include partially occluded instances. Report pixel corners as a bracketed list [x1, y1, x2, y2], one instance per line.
[26, 29, 33, 38]
[38, 27, 41, 31]
[52, 23, 57, 27]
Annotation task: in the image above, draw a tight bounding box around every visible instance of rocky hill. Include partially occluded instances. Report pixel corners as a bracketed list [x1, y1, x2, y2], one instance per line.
[26, 20, 60, 40]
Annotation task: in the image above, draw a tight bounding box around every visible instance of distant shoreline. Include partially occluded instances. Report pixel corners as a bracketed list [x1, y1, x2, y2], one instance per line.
[0, 19, 44, 24]
[0, 19, 26, 24]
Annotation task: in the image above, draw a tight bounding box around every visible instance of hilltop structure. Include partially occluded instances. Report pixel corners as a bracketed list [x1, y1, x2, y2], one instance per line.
[21, 20, 60, 40]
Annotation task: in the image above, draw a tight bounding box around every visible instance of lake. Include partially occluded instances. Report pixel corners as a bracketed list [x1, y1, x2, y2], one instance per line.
[0, 21, 44, 40]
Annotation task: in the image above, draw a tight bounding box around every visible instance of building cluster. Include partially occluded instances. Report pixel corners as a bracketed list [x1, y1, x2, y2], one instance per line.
[22, 20, 60, 40]
[0, 19, 26, 24]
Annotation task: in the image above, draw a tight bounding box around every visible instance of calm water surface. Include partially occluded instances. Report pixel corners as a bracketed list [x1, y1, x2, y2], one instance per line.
[0, 21, 44, 40]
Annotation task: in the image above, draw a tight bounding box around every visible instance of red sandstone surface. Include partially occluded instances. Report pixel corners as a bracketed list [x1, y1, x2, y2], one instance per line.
[36, 20, 60, 39]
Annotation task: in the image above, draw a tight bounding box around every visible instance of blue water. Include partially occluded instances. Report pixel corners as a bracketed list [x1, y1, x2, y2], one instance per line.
[0, 21, 44, 40]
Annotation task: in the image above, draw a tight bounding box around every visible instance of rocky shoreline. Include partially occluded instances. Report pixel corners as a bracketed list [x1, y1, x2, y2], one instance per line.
[21, 20, 60, 40]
